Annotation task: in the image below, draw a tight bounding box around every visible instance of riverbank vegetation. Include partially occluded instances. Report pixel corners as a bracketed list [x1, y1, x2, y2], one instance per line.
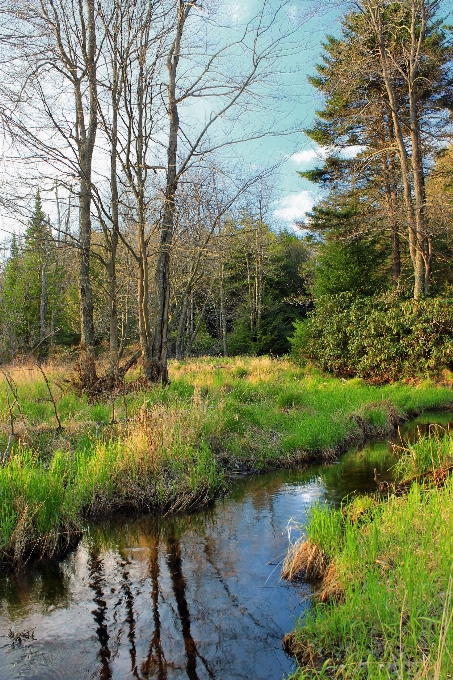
[283, 428, 453, 679]
[0, 1, 452, 393]
[1, 356, 452, 567]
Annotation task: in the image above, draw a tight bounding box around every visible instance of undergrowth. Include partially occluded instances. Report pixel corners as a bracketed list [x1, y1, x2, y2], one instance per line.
[286, 430, 453, 679]
[0, 357, 452, 567]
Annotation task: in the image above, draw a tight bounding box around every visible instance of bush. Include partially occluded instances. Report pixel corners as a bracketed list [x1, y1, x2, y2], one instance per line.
[290, 291, 453, 382]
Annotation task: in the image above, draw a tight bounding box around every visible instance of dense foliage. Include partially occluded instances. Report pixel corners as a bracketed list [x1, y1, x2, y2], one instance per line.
[291, 292, 453, 383]
[0, 200, 310, 362]
[288, 0, 453, 382]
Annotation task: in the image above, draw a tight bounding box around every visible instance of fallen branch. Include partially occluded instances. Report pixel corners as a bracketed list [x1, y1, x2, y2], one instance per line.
[375, 464, 453, 495]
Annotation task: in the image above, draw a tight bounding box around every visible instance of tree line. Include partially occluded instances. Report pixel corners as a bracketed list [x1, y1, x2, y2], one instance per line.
[0, 190, 309, 368]
[0, 0, 303, 387]
[292, 0, 453, 382]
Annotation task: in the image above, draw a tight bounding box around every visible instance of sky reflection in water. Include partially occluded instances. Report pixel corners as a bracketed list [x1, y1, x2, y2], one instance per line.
[0, 412, 450, 680]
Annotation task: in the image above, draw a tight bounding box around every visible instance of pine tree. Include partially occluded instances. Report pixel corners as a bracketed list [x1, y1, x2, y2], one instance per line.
[0, 235, 26, 358]
[0, 192, 65, 359]
[302, 1, 453, 297]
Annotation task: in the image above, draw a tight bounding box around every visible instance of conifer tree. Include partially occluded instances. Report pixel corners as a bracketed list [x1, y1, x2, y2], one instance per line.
[302, 0, 453, 297]
[0, 192, 64, 359]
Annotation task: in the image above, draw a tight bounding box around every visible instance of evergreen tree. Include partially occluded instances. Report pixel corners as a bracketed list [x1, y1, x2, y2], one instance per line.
[226, 223, 309, 355]
[0, 192, 65, 359]
[301, 1, 453, 297]
[0, 235, 26, 358]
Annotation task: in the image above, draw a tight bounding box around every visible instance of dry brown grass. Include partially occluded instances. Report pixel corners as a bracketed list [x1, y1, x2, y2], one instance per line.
[170, 355, 294, 387]
[282, 631, 318, 666]
[316, 562, 344, 603]
[281, 538, 328, 582]
[0, 360, 69, 386]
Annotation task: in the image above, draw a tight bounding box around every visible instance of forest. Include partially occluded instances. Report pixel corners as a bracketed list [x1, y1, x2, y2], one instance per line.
[0, 1, 453, 679]
[0, 0, 452, 389]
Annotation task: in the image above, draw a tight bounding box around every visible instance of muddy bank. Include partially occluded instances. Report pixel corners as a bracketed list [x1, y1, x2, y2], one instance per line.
[2, 403, 451, 570]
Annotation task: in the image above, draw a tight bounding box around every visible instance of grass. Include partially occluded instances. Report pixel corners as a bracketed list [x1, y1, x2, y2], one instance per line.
[285, 429, 453, 679]
[0, 356, 452, 567]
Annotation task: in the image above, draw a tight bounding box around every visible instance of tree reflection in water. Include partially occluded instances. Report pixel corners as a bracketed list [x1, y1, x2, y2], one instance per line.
[166, 534, 216, 680]
[88, 551, 112, 680]
[141, 537, 167, 680]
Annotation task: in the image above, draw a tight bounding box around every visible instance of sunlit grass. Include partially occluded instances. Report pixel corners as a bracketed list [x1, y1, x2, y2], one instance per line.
[287, 430, 453, 679]
[0, 356, 452, 567]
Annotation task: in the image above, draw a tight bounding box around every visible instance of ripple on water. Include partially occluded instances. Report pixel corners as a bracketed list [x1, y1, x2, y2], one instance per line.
[0, 412, 450, 679]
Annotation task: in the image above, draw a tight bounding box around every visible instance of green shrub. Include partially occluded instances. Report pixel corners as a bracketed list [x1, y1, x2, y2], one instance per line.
[290, 292, 453, 382]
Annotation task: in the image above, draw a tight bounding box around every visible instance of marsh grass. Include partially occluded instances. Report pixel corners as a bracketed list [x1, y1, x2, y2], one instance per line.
[286, 431, 453, 679]
[393, 426, 453, 480]
[1, 357, 452, 567]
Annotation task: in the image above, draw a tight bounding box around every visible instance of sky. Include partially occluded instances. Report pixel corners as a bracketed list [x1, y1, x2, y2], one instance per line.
[217, 0, 347, 231]
[0, 0, 348, 241]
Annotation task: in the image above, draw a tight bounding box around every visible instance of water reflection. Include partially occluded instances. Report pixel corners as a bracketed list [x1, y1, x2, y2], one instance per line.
[89, 552, 112, 679]
[0, 412, 450, 679]
[141, 538, 166, 680]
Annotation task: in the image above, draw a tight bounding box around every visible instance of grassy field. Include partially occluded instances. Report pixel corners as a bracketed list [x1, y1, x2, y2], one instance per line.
[1, 356, 452, 567]
[284, 428, 453, 679]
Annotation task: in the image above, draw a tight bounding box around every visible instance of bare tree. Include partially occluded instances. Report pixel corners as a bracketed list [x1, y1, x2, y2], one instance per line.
[149, 0, 308, 382]
[2, 0, 102, 384]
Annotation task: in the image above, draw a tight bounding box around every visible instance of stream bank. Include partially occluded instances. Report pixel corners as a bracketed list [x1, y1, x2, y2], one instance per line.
[1, 411, 451, 680]
[2, 358, 453, 568]
[284, 413, 453, 679]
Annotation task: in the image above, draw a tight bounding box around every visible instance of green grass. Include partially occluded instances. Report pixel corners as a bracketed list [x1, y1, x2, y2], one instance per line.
[287, 431, 453, 679]
[0, 357, 452, 567]
[393, 426, 453, 480]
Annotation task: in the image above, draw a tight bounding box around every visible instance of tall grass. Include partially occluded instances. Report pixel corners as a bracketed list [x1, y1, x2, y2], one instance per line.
[0, 382, 225, 565]
[393, 426, 453, 480]
[287, 431, 453, 679]
[1, 357, 452, 567]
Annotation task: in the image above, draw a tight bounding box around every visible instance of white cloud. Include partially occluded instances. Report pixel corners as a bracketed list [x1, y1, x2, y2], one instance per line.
[291, 147, 329, 165]
[227, 3, 244, 24]
[273, 190, 316, 226]
[291, 144, 366, 166]
[340, 144, 366, 159]
[287, 4, 300, 23]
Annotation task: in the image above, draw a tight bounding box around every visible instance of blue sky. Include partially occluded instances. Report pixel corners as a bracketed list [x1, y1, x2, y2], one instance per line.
[216, 1, 347, 230]
[0, 0, 346, 240]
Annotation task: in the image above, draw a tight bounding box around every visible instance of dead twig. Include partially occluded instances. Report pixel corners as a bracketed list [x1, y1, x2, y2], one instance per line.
[1, 433, 16, 466]
[35, 363, 62, 431]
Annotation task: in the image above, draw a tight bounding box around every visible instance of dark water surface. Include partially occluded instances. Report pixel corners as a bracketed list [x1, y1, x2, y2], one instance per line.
[0, 413, 451, 680]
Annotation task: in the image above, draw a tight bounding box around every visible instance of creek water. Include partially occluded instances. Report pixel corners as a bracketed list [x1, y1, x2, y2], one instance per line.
[0, 412, 451, 680]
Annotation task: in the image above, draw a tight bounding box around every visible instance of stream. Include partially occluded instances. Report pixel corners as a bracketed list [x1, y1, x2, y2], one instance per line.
[0, 412, 451, 680]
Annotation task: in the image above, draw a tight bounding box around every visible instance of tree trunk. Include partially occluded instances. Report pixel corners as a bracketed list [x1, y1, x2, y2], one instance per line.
[107, 68, 120, 379]
[366, 0, 428, 299]
[75, 0, 98, 387]
[40, 264, 47, 343]
[186, 291, 210, 357]
[175, 294, 189, 360]
[409, 84, 427, 296]
[150, 2, 191, 384]
[220, 262, 228, 357]
[381, 118, 401, 287]
[78, 168, 97, 386]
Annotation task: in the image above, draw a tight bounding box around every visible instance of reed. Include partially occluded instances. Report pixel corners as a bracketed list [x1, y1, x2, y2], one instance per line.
[286, 430, 453, 679]
[1, 357, 452, 568]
